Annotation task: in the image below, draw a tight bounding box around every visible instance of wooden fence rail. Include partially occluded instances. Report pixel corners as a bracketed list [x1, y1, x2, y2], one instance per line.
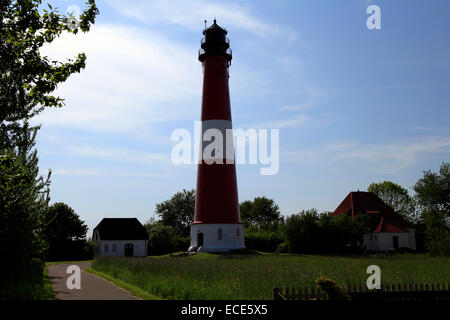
[273, 283, 450, 301]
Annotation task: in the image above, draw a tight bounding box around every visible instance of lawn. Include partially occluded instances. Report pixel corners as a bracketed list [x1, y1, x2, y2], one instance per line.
[90, 252, 450, 300]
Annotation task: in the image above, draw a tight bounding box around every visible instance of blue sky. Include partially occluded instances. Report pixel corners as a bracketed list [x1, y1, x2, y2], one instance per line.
[34, 0, 450, 235]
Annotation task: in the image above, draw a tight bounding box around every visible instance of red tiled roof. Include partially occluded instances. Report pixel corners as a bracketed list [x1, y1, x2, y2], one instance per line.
[331, 191, 412, 233]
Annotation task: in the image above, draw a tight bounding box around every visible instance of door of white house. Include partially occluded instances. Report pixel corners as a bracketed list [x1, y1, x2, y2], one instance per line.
[392, 236, 399, 250]
[124, 243, 134, 257]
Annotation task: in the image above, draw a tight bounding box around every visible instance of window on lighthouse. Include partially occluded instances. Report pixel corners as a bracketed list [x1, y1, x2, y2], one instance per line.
[236, 228, 240, 237]
[218, 229, 223, 240]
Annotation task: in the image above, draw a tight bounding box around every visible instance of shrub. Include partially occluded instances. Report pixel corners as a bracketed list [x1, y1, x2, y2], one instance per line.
[315, 276, 349, 300]
[244, 229, 284, 252]
[285, 210, 368, 254]
[275, 242, 289, 253]
[147, 225, 189, 255]
[284, 210, 321, 253]
[0, 258, 45, 300]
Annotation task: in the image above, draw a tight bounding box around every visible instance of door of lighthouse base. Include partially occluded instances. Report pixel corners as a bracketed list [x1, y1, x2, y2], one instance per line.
[197, 232, 204, 247]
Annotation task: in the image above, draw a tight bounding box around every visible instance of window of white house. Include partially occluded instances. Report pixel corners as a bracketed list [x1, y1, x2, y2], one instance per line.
[218, 228, 223, 240]
[112, 244, 117, 252]
[104, 244, 109, 253]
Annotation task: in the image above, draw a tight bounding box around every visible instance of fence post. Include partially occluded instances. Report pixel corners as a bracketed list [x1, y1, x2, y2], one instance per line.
[273, 287, 279, 300]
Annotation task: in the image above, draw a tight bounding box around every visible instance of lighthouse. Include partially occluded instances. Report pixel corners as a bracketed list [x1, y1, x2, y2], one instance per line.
[188, 20, 245, 252]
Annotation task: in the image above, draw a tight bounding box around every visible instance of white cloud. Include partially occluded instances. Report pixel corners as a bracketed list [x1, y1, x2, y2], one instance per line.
[105, 0, 294, 39]
[267, 114, 309, 128]
[279, 104, 313, 111]
[332, 136, 450, 171]
[259, 114, 309, 129]
[35, 23, 201, 136]
[66, 145, 170, 166]
[283, 136, 450, 173]
[52, 168, 161, 177]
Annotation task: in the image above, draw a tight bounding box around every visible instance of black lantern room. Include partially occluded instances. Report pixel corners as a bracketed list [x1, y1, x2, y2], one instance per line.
[198, 19, 232, 63]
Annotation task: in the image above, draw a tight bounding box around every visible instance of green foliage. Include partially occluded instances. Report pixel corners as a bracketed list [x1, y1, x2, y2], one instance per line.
[413, 162, 450, 256]
[155, 189, 195, 237]
[414, 163, 450, 214]
[0, 257, 51, 300]
[315, 276, 349, 300]
[275, 242, 289, 253]
[0, 0, 98, 298]
[43, 202, 90, 260]
[368, 180, 417, 223]
[91, 254, 450, 300]
[244, 229, 284, 252]
[45, 202, 88, 241]
[284, 209, 368, 254]
[145, 221, 188, 255]
[0, 126, 50, 298]
[422, 209, 450, 256]
[0, 0, 98, 130]
[240, 197, 282, 230]
[285, 209, 321, 253]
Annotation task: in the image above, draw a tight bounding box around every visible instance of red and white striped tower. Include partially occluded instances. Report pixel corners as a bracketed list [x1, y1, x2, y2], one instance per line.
[189, 20, 245, 252]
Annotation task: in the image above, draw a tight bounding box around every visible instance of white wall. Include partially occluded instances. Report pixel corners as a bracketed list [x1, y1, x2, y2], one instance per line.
[189, 223, 245, 252]
[363, 231, 415, 252]
[95, 240, 147, 257]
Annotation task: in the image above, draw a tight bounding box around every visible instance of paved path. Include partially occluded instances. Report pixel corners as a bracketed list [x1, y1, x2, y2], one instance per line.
[46, 262, 140, 300]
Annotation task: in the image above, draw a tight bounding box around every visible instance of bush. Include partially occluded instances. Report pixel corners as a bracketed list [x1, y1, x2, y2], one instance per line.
[0, 258, 45, 300]
[244, 229, 284, 252]
[316, 276, 349, 300]
[285, 210, 321, 253]
[147, 225, 188, 255]
[275, 242, 289, 253]
[46, 239, 94, 261]
[284, 210, 368, 254]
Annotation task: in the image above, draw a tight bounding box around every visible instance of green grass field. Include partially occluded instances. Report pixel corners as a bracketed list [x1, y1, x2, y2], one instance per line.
[91, 252, 450, 300]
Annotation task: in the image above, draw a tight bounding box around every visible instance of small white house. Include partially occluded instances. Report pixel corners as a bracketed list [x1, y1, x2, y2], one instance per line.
[332, 191, 416, 252]
[93, 218, 148, 257]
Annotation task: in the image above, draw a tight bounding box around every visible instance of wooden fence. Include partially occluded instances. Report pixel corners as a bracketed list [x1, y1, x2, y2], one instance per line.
[273, 283, 450, 301]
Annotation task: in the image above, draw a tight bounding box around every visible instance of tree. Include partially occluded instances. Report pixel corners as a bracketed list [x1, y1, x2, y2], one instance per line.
[144, 221, 187, 256]
[413, 162, 450, 218]
[0, 0, 98, 297]
[43, 202, 89, 261]
[368, 181, 416, 222]
[155, 189, 195, 237]
[284, 209, 321, 253]
[240, 196, 282, 230]
[0, 125, 50, 298]
[1, 0, 99, 147]
[413, 162, 450, 255]
[284, 209, 368, 254]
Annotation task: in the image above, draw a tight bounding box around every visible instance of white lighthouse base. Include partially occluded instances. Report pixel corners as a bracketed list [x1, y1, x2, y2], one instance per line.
[189, 223, 246, 252]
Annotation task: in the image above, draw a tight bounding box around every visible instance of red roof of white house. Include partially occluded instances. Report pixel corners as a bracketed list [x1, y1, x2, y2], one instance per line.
[331, 191, 412, 233]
